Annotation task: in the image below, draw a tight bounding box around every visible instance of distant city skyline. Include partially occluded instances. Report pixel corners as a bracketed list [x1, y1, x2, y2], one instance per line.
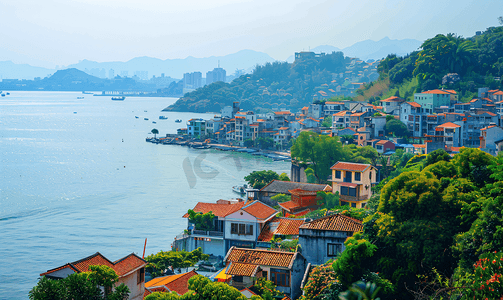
[1, 0, 501, 68]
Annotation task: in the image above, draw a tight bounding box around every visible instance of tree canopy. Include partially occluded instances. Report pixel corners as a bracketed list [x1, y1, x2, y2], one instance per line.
[244, 170, 280, 189]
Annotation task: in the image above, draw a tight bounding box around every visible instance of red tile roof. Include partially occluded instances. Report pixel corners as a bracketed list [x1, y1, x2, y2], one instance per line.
[227, 263, 259, 276]
[183, 202, 244, 218]
[274, 111, 291, 115]
[278, 200, 301, 211]
[380, 96, 404, 102]
[421, 89, 451, 95]
[40, 252, 146, 277]
[242, 201, 278, 220]
[337, 182, 359, 188]
[225, 247, 297, 269]
[145, 270, 198, 295]
[376, 140, 391, 145]
[299, 214, 362, 232]
[437, 122, 461, 128]
[330, 161, 371, 172]
[406, 102, 421, 108]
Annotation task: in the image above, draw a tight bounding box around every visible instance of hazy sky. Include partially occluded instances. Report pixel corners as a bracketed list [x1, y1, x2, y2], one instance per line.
[1, 0, 501, 68]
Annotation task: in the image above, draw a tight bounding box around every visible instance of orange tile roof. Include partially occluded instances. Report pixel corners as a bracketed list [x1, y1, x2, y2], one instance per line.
[257, 217, 305, 242]
[376, 140, 391, 145]
[278, 127, 289, 130]
[225, 247, 297, 269]
[445, 89, 457, 94]
[227, 263, 259, 276]
[406, 101, 421, 108]
[380, 96, 404, 102]
[302, 106, 309, 110]
[41, 252, 146, 277]
[278, 200, 301, 211]
[145, 270, 198, 295]
[493, 91, 503, 95]
[288, 189, 317, 196]
[330, 161, 371, 172]
[274, 111, 291, 115]
[242, 201, 278, 220]
[325, 101, 345, 105]
[421, 89, 451, 95]
[334, 111, 348, 116]
[413, 144, 426, 148]
[183, 202, 244, 218]
[481, 125, 497, 131]
[235, 116, 246, 119]
[437, 122, 461, 128]
[299, 214, 362, 232]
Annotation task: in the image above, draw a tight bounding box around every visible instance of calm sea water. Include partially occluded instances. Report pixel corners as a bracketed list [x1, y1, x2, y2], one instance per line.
[0, 91, 290, 299]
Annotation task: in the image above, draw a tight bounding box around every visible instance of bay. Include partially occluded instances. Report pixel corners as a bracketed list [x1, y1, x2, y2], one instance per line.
[0, 91, 290, 299]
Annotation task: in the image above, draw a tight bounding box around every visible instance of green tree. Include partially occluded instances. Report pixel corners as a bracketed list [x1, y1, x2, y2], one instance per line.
[186, 275, 249, 300]
[338, 281, 381, 300]
[187, 210, 215, 231]
[278, 172, 290, 181]
[256, 137, 274, 149]
[340, 134, 355, 144]
[321, 116, 332, 128]
[87, 265, 119, 299]
[304, 167, 316, 183]
[291, 131, 348, 183]
[385, 119, 408, 137]
[332, 233, 378, 288]
[145, 248, 209, 278]
[301, 263, 340, 300]
[151, 128, 159, 139]
[29, 276, 64, 300]
[253, 278, 283, 300]
[244, 170, 279, 189]
[316, 191, 340, 209]
[271, 193, 290, 203]
[144, 291, 181, 300]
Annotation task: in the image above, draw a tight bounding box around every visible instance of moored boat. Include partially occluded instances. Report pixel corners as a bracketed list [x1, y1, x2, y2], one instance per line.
[175, 119, 182, 123]
[232, 184, 248, 195]
[111, 96, 125, 101]
[159, 116, 168, 119]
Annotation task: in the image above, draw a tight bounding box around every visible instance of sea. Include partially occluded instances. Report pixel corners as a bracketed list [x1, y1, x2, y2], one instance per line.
[0, 91, 290, 299]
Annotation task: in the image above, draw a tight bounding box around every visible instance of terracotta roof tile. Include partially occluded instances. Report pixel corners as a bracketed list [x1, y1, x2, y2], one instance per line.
[183, 202, 244, 218]
[299, 214, 362, 232]
[330, 161, 371, 172]
[278, 201, 301, 211]
[420, 89, 451, 95]
[242, 201, 277, 220]
[145, 270, 198, 295]
[225, 247, 296, 268]
[41, 252, 146, 278]
[406, 102, 421, 108]
[227, 263, 259, 276]
[260, 180, 328, 194]
[437, 122, 461, 128]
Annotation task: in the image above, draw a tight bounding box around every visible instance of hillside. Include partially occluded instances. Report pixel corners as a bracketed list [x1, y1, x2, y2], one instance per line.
[164, 51, 379, 113]
[359, 26, 503, 103]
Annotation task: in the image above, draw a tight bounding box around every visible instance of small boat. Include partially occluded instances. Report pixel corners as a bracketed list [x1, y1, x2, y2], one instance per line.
[6, 92, 10, 95]
[77, 97, 84, 99]
[175, 119, 182, 123]
[232, 184, 248, 195]
[1, 94, 5, 97]
[73, 112, 77, 114]
[159, 116, 168, 120]
[135, 116, 139, 119]
[144, 110, 147, 112]
[144, 118, 149, 121]
[82, 91, 93, 94]
[112, 96, 125, 101]
[152, 121, 156, 124]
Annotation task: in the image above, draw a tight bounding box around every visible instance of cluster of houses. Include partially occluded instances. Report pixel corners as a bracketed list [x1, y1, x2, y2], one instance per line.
[39, 161, 376, 299]
[176, 87, 503, 156]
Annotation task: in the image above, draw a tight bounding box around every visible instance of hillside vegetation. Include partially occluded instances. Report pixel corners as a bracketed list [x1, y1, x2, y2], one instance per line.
[361, 26, 503, 103]
[165, 52, 364, 113]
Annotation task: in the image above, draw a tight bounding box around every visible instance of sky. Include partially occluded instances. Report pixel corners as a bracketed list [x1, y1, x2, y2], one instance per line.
[1, 0, 501, 68]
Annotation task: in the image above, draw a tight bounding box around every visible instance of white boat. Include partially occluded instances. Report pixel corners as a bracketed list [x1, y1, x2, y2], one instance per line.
[232, 184, 248, 195]
[175, 119, 182, 123]
[159, 116, 168, 120]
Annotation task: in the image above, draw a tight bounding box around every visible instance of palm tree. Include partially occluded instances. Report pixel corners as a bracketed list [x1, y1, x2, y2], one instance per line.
[151, 128, 159, 139]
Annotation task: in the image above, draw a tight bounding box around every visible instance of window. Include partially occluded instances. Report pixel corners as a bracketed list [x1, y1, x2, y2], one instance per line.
[351, 202, 357, 208]
[231, 223, 253, 235]
[335, 170, 341, 179]
[271, 268, 290, 287]
[327, 243, 342, 256]
[137, 267, 145, 284]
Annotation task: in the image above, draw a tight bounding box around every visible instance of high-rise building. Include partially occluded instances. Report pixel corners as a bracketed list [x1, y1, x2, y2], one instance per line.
[183, 72, 202, 89]
[205, 67, 226, 85]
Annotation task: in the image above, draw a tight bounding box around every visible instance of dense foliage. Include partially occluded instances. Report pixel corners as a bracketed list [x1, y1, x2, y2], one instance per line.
[244, 170, 280, 189]
[145, 248, 209, 278]
[367, 26, 503, 102]
[187, 209, 216, 231]
[165, 52, 352, 113]
[29, 265, 129, 300]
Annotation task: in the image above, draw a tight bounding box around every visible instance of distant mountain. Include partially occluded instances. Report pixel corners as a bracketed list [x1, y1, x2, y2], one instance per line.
[67, 49, 276, 79]
[341, 37, 422, 60]
[44, 68, 103, 83]
[286, 37, 422, 63]
[0, 61, 55, 80]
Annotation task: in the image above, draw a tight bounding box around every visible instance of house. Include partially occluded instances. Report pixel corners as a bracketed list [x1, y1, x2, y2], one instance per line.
[144, 270, 198, 297]
[375, 140, 395, 154]
[40, 252, 147, 300]
[173, 199, 278, 257]
[414, 89, 452, 111]
[257, 180, 330, 204]
[480, 125, 503, 155]
[379, 96, 405, 115]
[298, 214, 363, 265]
[330, 162, 377, 208]
[257, 217, 305, 248]
[224, 247, 308, 299]
[277, 189, 320, 217]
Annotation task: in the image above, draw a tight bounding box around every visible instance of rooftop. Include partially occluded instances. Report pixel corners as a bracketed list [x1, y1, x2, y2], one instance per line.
[225, 247, 298, 269]
[330, 161, 372, 172]
[182, 201, 244, 218]
[260, 180, 329, 194]
[299, 213, 363, 232]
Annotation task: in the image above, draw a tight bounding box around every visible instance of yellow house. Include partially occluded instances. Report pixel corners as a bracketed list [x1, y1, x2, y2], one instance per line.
[330, 161, 377, 208]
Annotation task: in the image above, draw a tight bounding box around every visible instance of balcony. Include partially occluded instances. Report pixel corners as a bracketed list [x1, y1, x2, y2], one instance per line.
[192, 230, 224, 238]
[339, 194, 369, 202]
